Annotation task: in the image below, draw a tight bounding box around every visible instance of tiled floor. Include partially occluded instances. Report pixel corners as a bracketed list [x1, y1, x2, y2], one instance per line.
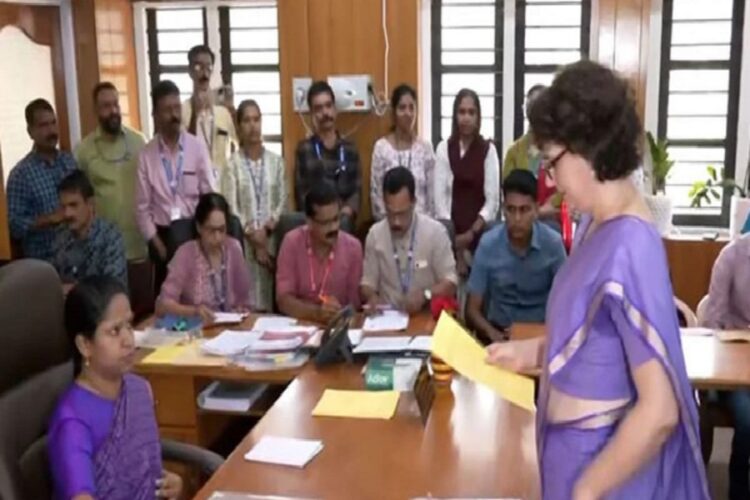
[708, 428, 732, 499]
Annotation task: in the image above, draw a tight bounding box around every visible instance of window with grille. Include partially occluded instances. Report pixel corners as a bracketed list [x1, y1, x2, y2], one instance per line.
[145, 7, 207, 103]
[513, 0, 591, 137]
[430, 0, 503, 146]
[218, 3, 282, 156]
[658, 0, 745, 225]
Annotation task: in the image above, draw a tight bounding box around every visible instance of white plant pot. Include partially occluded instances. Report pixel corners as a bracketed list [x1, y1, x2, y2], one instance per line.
[729, 196, 750, 239]
[645, 194, 673, 236]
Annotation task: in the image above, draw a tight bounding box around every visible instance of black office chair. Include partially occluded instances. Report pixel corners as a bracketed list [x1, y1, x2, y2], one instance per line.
[169, 215, 245, 255]
[274, 212, 355, 250]
[436, 219, 456, 248]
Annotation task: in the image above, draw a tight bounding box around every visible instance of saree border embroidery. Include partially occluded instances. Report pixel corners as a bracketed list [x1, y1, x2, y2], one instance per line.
[545, 280, 709, 498]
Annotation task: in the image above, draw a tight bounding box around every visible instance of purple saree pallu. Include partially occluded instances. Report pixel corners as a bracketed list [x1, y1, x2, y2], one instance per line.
[538, 215, 709, 499]
[94, 373, 163, 500]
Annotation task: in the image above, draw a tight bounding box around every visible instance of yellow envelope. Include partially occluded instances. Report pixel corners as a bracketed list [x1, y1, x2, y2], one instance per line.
[140, 344, 190, 365]
[312, 389, 400, 419]
[431, 312, 535, 412]
[171, 342, 229, 367]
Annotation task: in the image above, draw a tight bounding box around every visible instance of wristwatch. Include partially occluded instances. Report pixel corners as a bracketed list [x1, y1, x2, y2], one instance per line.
[423, 289, 433, 302]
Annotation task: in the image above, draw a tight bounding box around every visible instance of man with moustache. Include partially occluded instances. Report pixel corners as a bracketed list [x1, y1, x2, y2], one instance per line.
[52, 170, 127, 291]
[75, 82, 147, 262]
[276, 181, 363, 323]
[8, 98, 77, 261]
[136, 80, 215, 292]
[182, 45, 237, 175]
[361, 167, 457, 313]
[294, 81, 361, 226]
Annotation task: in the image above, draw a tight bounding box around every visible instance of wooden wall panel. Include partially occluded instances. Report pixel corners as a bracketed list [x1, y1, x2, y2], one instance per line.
[94, 0, 142, 131]
[0, 151, 8, 261]
[72, 0, 100, 136]
[595, 0, 652, 120]
[278, 0, 419, 225]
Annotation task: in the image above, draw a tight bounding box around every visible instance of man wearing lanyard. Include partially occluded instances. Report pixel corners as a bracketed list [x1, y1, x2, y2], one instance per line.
[276, 181, 363, 323]
[182, 45, 237, 175]
[136, 80, 216, 294]
[294, 81, 361, 227]
[361, 167, 457, 314]
[75, 82, 147, 263]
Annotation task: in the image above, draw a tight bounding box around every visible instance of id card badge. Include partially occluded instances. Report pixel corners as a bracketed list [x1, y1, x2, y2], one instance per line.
[415, 259, 429, 270]
[170, 206, 181, 221]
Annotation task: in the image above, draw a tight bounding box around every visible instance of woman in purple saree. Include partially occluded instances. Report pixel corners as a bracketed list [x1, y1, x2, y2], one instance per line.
[487, 61, 709, 499]
[48, 276, 182, 500]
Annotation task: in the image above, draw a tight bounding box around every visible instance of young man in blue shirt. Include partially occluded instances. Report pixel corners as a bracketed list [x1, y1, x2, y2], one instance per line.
[466, 169, 566, 342]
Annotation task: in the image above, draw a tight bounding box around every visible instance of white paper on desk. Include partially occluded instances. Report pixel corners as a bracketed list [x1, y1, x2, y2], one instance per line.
[244, 436, 323, 468]
[212, 312, 249, 325]
[353, 336, 412, 354]
[362, 310, 409, 332]
[408, 336, 432, 352]
[348, 329, 363, 346]
[201, 330, 262, 356]
[253, 316, 298, 331]
[680, 327, 714, 336]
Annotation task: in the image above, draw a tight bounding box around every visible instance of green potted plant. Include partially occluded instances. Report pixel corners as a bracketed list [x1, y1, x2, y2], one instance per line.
[689, 165, 750, 238]
[644, 132, 675, 235]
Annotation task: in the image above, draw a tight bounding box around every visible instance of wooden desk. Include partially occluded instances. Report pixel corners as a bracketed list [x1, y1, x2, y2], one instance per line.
[194, 364, 539, 500]
[133, 315, 303, 446]
[510, 323, 750, 390]
[134, 313, 435, 447]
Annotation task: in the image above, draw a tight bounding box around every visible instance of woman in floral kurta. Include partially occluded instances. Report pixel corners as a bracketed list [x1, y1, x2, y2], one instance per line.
[221, 100, 287, 311]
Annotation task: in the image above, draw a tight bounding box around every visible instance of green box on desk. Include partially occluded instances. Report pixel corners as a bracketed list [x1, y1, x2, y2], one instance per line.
[365, 357, 422, 391]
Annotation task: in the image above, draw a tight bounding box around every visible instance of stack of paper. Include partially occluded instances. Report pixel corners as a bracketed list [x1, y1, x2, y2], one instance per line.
[253, 316, 298, 331]
[244, 436, 323, 468]
[716, 330, 750, 342]
[211, 312, 249, 325]
[363, 310, 409, 332]
[431, 312, 535, 412]
[347, 329, 364, 346]
[680, 327, 714, 336]
[198, 382, 268, 412]
[353, 336, 412, 354]
[202, 330, 262, 356]
[352, 335, 432, 354]
[312, 389, 400, 419]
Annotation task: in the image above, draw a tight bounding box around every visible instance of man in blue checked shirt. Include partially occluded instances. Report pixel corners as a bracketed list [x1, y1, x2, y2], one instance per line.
[7, 99, 77, 261]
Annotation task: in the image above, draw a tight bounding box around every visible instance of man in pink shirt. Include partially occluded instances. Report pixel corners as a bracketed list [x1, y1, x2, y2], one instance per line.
[276, 181, 362, 323]
[136, 80, 215, 291]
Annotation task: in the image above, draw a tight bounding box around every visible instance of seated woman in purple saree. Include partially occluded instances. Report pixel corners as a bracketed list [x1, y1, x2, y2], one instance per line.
[487, 61, 709, 500]
[48, 276, 182, 500]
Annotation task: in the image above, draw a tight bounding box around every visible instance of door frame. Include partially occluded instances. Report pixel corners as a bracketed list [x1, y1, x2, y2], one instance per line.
[1, 0, 80, 146]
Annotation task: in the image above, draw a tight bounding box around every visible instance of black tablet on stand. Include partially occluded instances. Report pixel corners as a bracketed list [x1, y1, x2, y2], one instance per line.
[314, 305, 354, 366]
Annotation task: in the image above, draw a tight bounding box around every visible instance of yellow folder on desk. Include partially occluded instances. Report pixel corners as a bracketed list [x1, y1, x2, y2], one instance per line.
[140, 344, 190, 364]
[431, 312, 536, 412]
[312, 389, 400, 419]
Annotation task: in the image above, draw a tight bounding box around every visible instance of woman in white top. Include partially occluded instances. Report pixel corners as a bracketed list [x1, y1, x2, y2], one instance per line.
[434, 88, 500, 275]
[221, 99, 287, 311]
[370, 84, 436, 219]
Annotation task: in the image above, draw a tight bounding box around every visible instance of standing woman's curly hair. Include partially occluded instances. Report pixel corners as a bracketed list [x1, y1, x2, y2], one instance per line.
[527, 60, 642, 182]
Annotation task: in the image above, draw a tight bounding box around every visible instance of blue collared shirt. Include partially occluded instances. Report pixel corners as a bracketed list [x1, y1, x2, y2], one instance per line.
[468, 221, 566, 328]
[7, 150, 77, 260]
[52, 217, 128, 288]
